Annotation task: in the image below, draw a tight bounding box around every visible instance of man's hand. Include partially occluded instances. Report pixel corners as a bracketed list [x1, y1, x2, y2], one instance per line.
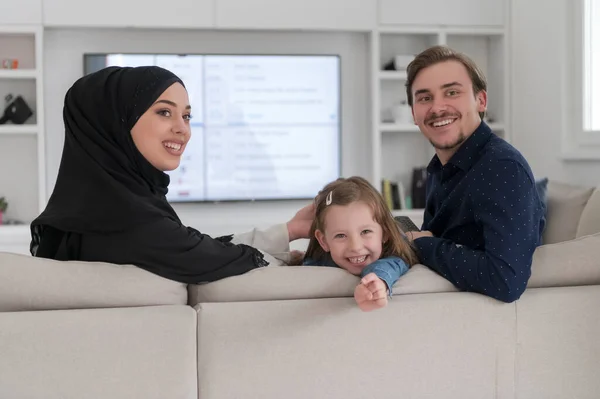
[286, 202, 315, 241]
[406, 230, 434, 242]
[354, 273, 389, 312]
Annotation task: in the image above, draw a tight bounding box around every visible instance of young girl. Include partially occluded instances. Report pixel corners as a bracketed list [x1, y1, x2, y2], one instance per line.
[303, 176, 419, 312]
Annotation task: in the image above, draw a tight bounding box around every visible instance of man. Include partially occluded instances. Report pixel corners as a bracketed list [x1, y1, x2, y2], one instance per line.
[404, 45, 545, 303]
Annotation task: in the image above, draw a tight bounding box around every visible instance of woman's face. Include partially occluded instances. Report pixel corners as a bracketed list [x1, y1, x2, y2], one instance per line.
[131, 82, 192, 171]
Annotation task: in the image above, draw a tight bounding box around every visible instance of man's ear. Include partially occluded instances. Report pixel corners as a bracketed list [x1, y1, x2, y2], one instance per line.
[315, 229, 330, 252]
[476, 90, 488, 114]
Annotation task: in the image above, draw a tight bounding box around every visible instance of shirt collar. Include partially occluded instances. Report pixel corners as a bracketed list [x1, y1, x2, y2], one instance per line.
[427, 121, 493, 174]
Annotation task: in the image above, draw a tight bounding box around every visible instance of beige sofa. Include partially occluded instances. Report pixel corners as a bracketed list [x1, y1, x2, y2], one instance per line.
[0, 181, 599, 399]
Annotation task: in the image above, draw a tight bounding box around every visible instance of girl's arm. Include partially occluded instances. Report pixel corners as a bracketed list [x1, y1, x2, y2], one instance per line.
[360, 256, 409, 295]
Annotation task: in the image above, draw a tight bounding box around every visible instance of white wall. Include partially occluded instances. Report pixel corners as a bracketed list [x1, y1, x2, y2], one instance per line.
[43, 28, 370, 236]
[511, 0, 600, 187]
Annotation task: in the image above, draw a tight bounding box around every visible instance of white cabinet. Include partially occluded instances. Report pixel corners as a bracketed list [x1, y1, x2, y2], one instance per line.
[0, 0, 42, 24]
[0, 26, 45, 226]
[0, 225, 31, 255]
[216, 0, 376, 31]
[379, 0, 505, 27]
[43, 0, 215, 28]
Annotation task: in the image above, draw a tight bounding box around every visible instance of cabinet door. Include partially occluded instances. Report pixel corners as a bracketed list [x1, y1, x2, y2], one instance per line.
[216, 0, 376, 31]
[43, 0, 214, 28]
[0, 0, 42, 24]
[379, 0, 505, 27]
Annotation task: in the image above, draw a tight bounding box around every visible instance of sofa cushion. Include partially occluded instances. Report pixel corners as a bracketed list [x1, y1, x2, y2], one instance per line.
[0, 252, 187, 312]
[188, 264, 457, 304]
[576, 187, 600, 238]
[516, 286, 600, 399]
[0, 305, 198, 399]
[527, 233, 600, 289]
[196, 293, 516, 399]
[535, 177, 549, 211]
[543, 181, 594, 244]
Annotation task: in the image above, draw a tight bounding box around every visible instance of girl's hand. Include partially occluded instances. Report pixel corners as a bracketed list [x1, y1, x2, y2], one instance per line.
[354, 273, 388, 312]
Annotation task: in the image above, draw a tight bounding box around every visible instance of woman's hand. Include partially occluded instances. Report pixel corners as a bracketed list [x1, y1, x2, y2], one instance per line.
[288, 250, 306, 266]
[286, 202, 315, 241]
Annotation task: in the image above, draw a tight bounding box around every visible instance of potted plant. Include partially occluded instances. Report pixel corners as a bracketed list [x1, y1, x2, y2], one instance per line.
[0, 197, 7, 225]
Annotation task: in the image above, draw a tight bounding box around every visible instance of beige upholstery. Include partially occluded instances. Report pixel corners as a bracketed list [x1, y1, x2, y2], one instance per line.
[188, 264, 458, 304]
[0, 252, 187, 312]
[516, 286, 600, 399]
[576, 187, 600, 238]
[196, 294, 516, 399]
[0, 305, 198, 399]
[528, 232, 600, 288]
[543, 181, 595, 244]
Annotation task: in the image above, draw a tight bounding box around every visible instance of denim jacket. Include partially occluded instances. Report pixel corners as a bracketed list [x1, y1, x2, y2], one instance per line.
[303, 255, 409, 295]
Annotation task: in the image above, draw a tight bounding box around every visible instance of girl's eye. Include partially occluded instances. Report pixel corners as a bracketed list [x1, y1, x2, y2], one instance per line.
[183, 114, 193, 121]
[157, 109, 171, 117]
[334, 234, 345, 239]
[361, 229, 372, 235]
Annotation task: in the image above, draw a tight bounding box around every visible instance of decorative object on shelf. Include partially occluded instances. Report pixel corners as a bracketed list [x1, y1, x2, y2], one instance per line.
[0, 197, 7, 225]
[411, 167, 428, 209]
[381, 179, 407, 210]
[391, 100, 412, 124]
[1, 58, 19, 69]
[0, 94, 33, 125]
[383, 55, 415, 71]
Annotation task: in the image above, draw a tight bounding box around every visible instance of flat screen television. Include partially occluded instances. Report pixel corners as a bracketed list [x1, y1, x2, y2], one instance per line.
[83, 53, 341, 203]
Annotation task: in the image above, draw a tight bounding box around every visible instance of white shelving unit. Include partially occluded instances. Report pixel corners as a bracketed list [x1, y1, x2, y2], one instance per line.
[0, 25, 45, 226]
[370, 23, 510, 216]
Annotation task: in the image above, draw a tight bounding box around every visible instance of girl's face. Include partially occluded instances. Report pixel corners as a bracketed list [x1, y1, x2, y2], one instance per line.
[315, 201, 384, 275]
[131, 82, 192, 171]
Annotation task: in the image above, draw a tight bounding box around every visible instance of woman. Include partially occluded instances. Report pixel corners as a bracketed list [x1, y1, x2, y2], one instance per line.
[30, 66, 313, 283]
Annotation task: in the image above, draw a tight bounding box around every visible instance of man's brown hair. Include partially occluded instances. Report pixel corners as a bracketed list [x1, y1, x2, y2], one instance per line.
[405, 45, 487, 119]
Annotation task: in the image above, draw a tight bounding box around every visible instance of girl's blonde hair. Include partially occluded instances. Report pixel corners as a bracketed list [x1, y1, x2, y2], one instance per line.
[305, 176, 419, 266]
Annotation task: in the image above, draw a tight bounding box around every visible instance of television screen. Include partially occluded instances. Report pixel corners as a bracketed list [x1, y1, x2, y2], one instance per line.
[84, 53, 341, 203]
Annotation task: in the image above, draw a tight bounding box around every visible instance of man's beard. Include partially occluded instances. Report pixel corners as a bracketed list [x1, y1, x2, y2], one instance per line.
[429, 131, 466, 150]
[424, 111, 465, 150]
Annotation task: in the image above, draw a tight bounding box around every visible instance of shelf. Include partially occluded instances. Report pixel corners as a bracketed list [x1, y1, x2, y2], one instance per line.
[380, 123, 505, 133]
[0, 125, 38, 135]
[380, 123, 418, 133]
[391, 208, 425, 217]
[379, 70, 407, 80]
[0, 69, 38, 79]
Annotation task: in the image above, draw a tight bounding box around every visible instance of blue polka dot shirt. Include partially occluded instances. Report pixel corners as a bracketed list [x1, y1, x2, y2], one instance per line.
[413, 122, 546, 303]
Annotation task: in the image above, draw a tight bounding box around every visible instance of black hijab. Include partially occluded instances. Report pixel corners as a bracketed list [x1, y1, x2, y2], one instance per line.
[32, 66, 183, 234]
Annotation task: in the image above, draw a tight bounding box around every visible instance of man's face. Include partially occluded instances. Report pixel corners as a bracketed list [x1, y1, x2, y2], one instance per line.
[411, 60, 487, 152]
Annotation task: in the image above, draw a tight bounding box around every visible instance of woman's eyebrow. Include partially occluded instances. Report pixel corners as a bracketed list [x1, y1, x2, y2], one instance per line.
[154, 99, 192, 110]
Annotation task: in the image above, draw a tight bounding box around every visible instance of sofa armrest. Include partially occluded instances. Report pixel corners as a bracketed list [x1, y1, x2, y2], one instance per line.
[527, 233, 600, 289]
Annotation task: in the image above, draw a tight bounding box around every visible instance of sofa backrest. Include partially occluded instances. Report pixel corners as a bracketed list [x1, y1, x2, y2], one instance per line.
[0, 252, 188, 312]
[543, 181, 596, 244]
[576, 187, 600, 238]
